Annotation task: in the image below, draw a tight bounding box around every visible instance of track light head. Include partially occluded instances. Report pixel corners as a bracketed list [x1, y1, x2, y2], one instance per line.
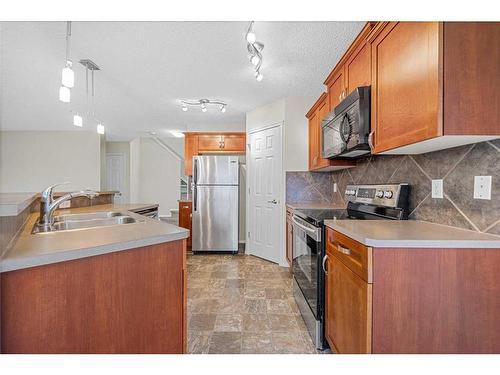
[255, 71, 263, 82]
[251, 54, 261, 66]
[220, 105, 226, 113]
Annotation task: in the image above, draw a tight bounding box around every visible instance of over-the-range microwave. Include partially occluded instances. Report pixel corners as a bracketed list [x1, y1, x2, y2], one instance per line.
[321, 86, 371, 159]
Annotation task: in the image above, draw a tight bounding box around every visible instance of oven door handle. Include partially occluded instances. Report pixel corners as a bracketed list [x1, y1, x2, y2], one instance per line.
[291, 216, 318, 237]
[322, 254, 329, 275]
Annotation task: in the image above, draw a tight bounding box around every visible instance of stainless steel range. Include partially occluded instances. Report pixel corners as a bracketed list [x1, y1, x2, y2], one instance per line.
[291, 183, 409, 350]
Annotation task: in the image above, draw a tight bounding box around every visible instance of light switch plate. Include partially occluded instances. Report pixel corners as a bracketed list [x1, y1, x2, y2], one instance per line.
[474, 176, 492, 200]
[432, 179, 443, 199]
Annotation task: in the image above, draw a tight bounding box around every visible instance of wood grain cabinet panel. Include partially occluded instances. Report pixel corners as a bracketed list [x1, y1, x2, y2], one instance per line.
[325, 251, 372, 354]
[1, 241, 187, 353]
[178, 201, 192, 248]
[327, 70, 344, 111]
[345, 41, 371, 95]
[184, 134, 198, 176]
[221, 134, 246, 151]
[370, 22, 441, 153]
[198, 134, 223, 151]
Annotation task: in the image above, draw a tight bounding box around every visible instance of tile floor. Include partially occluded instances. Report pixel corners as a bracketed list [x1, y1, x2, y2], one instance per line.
[187, 253, 317, 354]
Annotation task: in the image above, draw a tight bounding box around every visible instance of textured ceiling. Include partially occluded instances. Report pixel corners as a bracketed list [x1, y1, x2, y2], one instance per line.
[0, 21, 364, 141]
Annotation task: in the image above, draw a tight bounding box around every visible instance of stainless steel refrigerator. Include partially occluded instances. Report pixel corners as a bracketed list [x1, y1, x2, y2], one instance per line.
[192, 155, 239, 253]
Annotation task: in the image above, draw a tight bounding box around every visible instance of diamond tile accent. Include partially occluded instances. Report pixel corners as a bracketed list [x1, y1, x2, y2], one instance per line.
[445, 142, 500, 231]
[286, 141, 499, 234]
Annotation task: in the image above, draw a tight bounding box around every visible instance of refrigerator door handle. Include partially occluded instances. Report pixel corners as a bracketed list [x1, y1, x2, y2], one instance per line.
[193, 158, 198, 211]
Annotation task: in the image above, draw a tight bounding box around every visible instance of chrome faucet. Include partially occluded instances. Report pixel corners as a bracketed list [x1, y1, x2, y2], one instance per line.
[37, 183, 99, 230]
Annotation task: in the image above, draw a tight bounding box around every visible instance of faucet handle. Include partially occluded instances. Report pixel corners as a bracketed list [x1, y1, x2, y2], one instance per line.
[41, 182, 70, 202]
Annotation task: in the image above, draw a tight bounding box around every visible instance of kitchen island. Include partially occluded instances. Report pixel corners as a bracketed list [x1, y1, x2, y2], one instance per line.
[0, 204, 189, 354]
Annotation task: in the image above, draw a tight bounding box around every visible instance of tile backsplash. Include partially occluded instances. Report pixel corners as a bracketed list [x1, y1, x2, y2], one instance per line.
[286, 140, 500, 235]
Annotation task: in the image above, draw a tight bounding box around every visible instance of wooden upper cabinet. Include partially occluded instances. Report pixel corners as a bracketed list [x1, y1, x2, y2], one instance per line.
[345, 41, 371, 95]
[221, 134, 246, 151]
[369, 22, 499, 154]
[326, 70, 344, 112]
[184, 132, 246, 175]
[184, 134, 198, 176]
[197, 134, 223, 151]
[370, 22, 441, 153]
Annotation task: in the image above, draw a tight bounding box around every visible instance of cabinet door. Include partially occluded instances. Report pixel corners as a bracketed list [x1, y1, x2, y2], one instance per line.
[371, 22, 441, 153]
[222, 134, 246, 152]
[325, 252, 372, 353]
[308, 111, 319, 170]
[327, 69, 344, 111]
[315, 97, 331, 170]
[178, 201, 192, 247]
[198, 135, 223, 151]
[184, 135, 198, 176]
[345, 41, 371, 95]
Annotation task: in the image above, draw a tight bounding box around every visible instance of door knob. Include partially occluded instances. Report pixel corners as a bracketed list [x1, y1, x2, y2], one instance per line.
[267, 199, 278, 204]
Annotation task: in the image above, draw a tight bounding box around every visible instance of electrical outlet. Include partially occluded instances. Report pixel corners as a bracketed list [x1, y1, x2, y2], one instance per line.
[333, 183, 338, 193]
[474, 176, 492, 200]
[431, 179, 443, 199]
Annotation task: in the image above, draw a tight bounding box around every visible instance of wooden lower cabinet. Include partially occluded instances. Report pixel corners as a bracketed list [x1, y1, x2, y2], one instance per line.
[0, 240, 187, 353]
[324, 228, 500, 354]
[178, 201, 192, 248]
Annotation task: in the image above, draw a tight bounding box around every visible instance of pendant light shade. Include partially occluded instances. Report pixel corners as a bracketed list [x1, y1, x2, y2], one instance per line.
[59, 86, 70, 103]
[62, 61, 75, 88]
[73, 114, 83, 127]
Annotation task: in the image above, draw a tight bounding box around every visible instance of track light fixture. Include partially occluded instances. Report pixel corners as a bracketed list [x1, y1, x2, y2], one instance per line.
[180, 99, 228, 113]
[246, 21, 264, 82]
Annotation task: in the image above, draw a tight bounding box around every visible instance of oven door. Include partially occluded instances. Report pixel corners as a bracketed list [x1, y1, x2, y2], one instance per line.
[291, 215, 321, 319]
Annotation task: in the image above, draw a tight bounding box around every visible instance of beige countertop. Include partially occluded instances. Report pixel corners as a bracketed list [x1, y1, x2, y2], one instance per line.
[0, 193, 37, 216]
[286, 202, 345, 210]
[324, 219, 500, 248]
[1, 203, 189, 273]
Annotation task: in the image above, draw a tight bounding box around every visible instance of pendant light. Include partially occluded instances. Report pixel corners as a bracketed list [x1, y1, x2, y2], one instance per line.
[59, 21, 74, 102]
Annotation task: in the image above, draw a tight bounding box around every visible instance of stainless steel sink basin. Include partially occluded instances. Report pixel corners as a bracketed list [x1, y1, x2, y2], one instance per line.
[32, 214, 144, 234]
[53, 211, 125, 222]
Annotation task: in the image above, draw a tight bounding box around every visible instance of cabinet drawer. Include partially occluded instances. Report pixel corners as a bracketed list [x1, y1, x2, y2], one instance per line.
[326, 228, 372, 283]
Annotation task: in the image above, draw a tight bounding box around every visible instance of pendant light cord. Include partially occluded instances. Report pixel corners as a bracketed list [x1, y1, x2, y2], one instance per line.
[65, 21, 72, 63]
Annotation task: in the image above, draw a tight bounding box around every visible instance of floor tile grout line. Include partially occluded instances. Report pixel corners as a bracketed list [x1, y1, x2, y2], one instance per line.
[443, 193, 481, 232]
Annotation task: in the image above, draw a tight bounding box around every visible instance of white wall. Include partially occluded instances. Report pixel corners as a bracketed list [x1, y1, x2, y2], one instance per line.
[246, 99, 285, 132]
[106, 141, 131, 203]
[284, 96, 316, 172]
[129, 137, 180, 217]
[0, 131, 101, 193]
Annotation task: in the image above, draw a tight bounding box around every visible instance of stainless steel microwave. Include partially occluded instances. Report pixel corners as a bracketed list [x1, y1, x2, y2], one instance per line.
[321, 86, 371, 159]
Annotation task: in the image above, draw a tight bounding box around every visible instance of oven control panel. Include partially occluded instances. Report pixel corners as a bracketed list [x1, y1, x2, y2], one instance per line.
[344, 183, 409, 208]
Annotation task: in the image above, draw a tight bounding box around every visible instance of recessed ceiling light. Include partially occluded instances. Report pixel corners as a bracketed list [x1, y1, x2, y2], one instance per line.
[170, 131, 184, 138]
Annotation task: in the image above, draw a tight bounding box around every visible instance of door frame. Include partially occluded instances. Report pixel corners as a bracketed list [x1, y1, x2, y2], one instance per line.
[246, 122, 286, 266]
[106, 152, 127, 203]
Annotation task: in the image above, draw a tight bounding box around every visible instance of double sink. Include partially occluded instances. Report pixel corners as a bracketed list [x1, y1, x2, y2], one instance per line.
[33, 211, 144, 234]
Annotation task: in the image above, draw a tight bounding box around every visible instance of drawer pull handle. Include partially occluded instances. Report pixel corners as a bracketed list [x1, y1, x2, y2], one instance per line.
[337, 245, 351, 256]
[322, 255, 329, 275]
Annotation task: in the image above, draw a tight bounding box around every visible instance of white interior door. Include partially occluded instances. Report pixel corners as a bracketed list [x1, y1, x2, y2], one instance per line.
[106, 153, 125, 203]
[248, 125, 283, 264]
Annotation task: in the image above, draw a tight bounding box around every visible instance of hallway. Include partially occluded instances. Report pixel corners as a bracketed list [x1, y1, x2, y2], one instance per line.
[187, 253, 317, 354]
